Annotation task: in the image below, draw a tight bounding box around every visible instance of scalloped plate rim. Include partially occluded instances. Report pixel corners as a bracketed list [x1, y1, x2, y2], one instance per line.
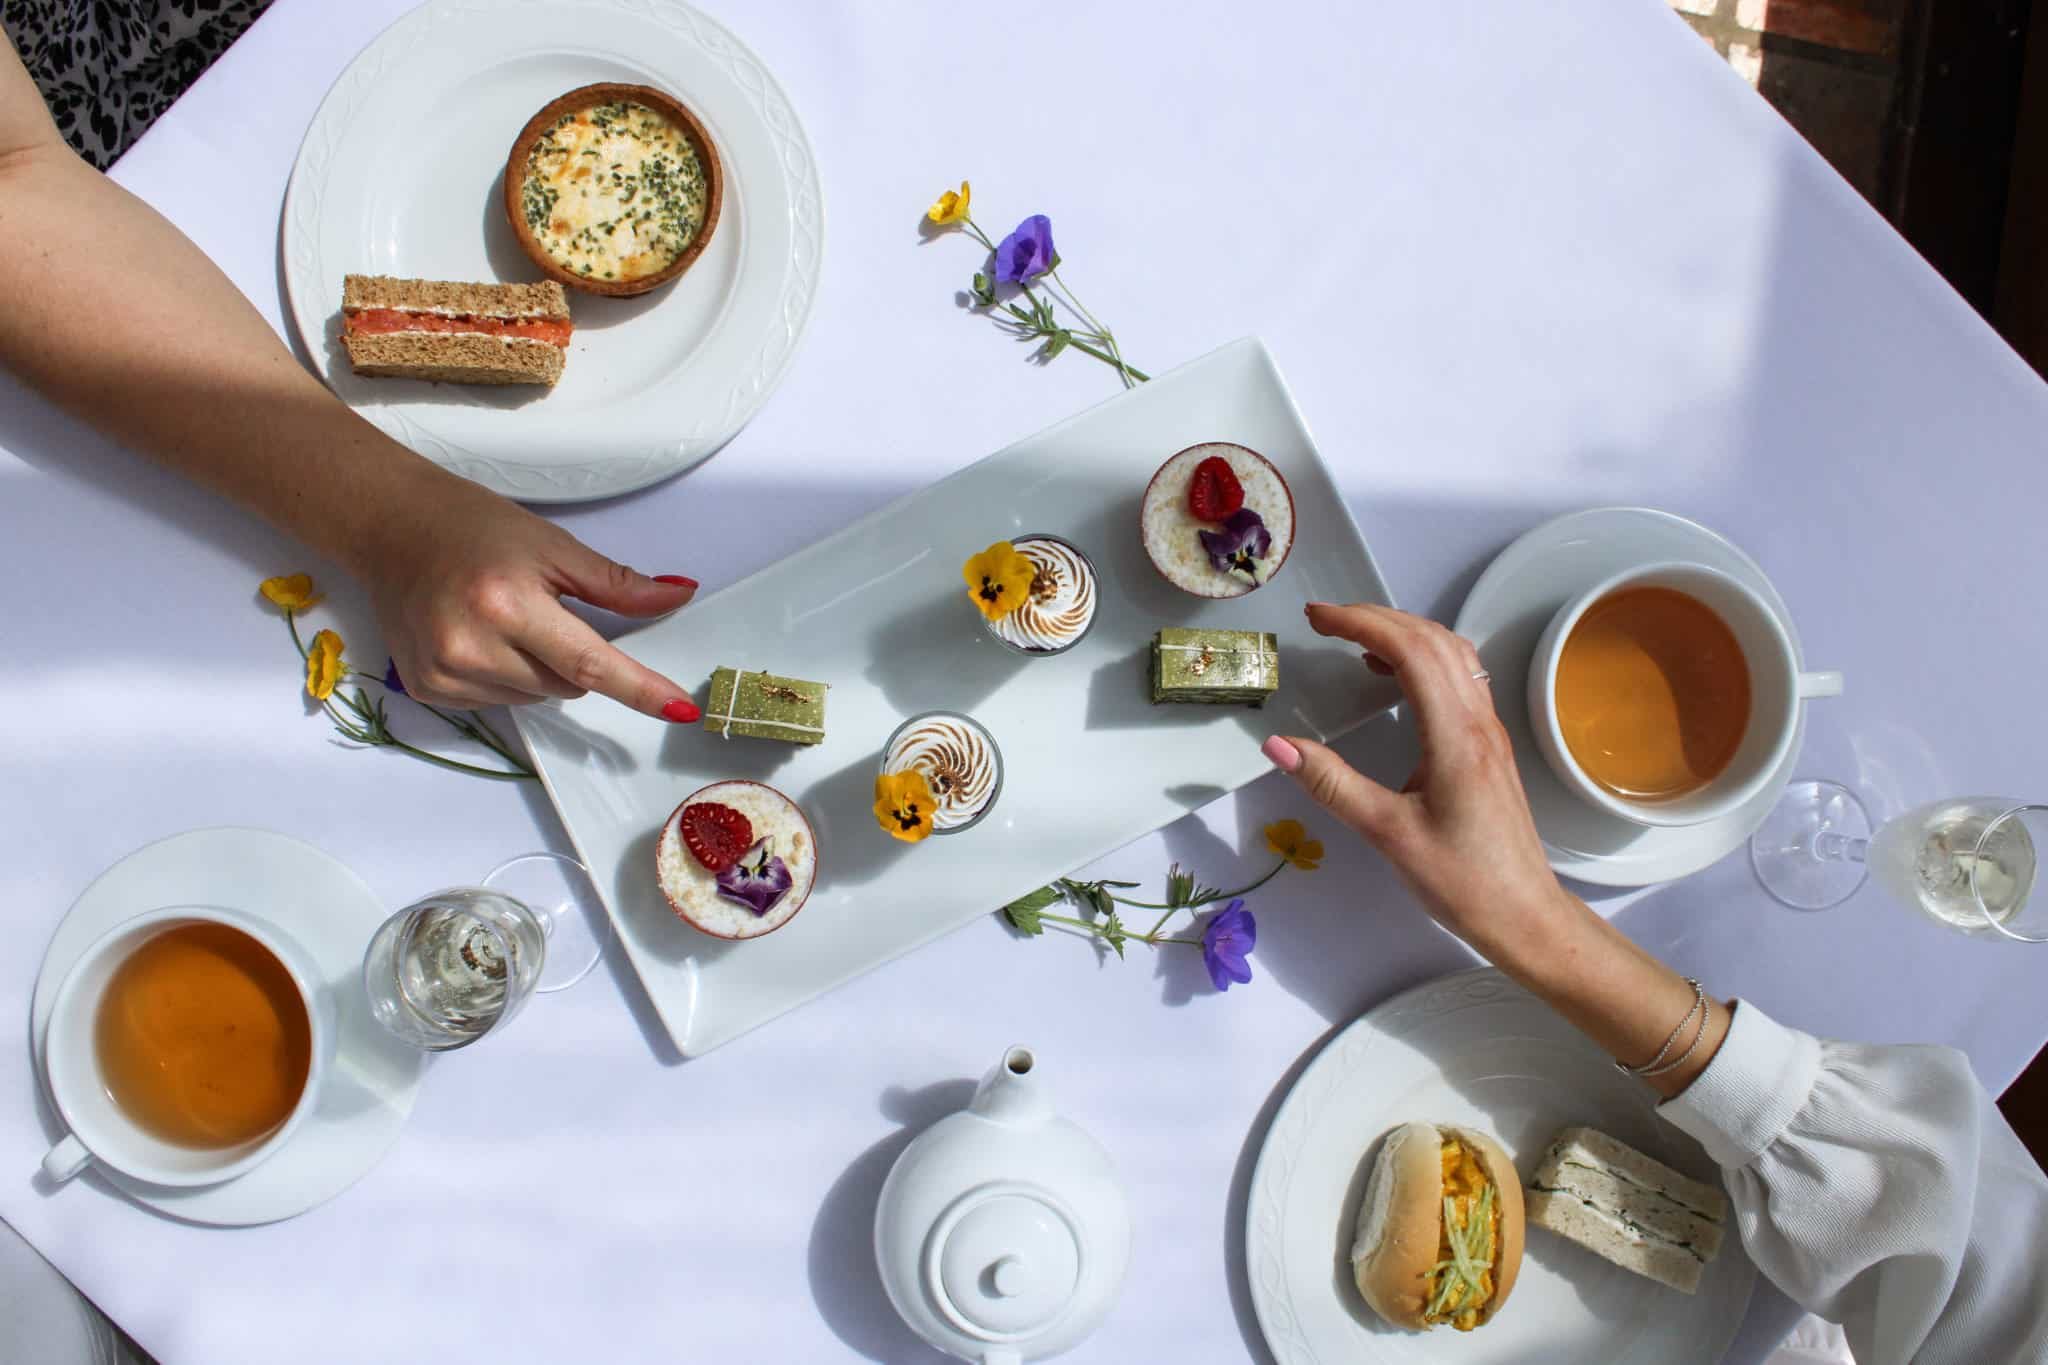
[280, 0, 824, 503]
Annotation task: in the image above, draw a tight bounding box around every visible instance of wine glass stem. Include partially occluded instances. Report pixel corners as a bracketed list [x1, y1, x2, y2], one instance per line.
[1814, 832, 1870, 864]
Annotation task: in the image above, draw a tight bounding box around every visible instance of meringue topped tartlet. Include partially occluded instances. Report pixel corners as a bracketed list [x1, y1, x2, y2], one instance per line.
[876, 711, 1004, 838]
[962, 534, 1099, 655]
[656, 780, 817, 939]
[1141, 442, 1295, 598]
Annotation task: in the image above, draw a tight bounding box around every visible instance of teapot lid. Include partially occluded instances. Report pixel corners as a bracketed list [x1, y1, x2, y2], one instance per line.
[926, 1182, 1084, 1342]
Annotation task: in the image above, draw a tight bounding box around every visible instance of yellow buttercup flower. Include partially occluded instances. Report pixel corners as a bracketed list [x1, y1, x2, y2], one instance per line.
[874, 770, 937, 844]
[927, 180, 971, 226]
[962, 541, 1035, 622]
[305, 629, 347, 702]
[260, 573, 323, 612]
[1264, 819, 1323, 871]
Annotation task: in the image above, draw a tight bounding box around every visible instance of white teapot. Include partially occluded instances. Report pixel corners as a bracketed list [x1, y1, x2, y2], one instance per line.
[874, 1046, 1131, 1363]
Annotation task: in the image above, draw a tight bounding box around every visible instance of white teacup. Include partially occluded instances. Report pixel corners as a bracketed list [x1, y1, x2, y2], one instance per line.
[41, 906, 333, 1188]
[1528, 562, 1843, 828]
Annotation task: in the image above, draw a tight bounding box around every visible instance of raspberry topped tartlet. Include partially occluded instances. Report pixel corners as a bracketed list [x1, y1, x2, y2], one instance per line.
[1140, 442, 1295, 597]
[656, 780, 817, 939]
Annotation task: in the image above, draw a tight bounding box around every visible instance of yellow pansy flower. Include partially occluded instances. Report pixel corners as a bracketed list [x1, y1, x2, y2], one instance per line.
[962, 541, 1035, 621]
[260, 573, 323, 612]
[1264, 819, 1324, 871]
[874, 770, 937, 844]
[927, 180, 971, 226]
[305, 629, 347, 702]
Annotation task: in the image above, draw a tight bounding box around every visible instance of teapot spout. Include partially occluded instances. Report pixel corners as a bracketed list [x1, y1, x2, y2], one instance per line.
[969, 1045, 1054, 1127]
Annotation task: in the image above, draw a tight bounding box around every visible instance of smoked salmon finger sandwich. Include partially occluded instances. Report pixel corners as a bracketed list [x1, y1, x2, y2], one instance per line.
[340, 275, 572, 387]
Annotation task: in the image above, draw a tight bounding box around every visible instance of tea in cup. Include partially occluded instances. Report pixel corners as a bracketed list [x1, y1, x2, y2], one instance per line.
[1527, 562, 1842, 828]
[41, 906, 331, 1187]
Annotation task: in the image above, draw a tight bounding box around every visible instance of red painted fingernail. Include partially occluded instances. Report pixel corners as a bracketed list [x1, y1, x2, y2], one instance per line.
[654, 575, 698, 589]
[1262, 736, 1303, 773]
[662, 697, 701, 723]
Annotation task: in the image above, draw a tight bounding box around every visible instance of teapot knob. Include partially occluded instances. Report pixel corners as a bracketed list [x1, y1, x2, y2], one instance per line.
[990, 1256, 1027, 1298]
[928, 1184, 1082, 1342]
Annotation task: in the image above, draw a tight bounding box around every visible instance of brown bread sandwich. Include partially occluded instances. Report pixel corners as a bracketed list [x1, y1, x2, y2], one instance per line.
[340, 275, 571, 387]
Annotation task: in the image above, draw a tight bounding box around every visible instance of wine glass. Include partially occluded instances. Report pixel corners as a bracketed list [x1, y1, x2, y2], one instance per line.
[1750, 781, 2048, 941]
[362, 852, 611, 1050]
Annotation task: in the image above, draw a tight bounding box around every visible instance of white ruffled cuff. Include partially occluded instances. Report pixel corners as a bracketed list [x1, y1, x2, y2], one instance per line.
[1656, 999, 1822, 1170]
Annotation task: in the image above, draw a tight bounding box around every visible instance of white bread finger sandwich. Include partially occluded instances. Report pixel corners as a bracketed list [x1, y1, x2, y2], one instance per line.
[341, 275, 572, 387]
[1351, 1122, 1524, 1332]
[1525, 1126, 1728, 1294]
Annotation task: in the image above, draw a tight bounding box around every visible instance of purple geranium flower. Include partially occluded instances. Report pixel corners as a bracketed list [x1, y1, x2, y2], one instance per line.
[1201, 899, 1257, 992]
[1199, 508, 1272, 579]
[716, 839, 793, 917]
[382, 659, 407, 695]
[993, 214, 1056, 284]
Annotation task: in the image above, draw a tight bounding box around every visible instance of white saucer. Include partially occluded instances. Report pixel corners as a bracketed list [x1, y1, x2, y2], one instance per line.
[1453, 507, 1807, 887]
[30, 829, 426, 1226]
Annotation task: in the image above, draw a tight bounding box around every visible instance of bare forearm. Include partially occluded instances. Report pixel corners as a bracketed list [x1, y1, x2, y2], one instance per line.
[1474, 889, 1730, 1099]
[0, 143, 465, 574]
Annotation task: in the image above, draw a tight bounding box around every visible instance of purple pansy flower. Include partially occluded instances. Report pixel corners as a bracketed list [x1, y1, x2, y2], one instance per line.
[1199, 508, 1272, 579]
[993, 214, 1056, 284]
[715, 839, 793, 917]
[382, 659, 407, 695]
[1201, 899, 1257, 992]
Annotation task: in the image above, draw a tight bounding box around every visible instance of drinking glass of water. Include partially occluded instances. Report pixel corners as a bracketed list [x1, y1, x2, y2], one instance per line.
[362, 852, 611, 1051]
[1751, 781, 2047, 941]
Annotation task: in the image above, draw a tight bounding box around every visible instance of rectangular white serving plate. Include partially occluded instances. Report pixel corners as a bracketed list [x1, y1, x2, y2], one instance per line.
[517, 338, 1400, 1055]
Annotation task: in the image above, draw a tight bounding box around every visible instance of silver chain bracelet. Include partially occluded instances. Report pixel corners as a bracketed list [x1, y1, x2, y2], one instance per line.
[1641, 998, 1713, 1079]
[1615, 977, 1703, 1076]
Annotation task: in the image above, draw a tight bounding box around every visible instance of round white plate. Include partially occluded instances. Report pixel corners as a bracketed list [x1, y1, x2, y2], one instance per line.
[282, 0, 823, 502]
[1245, 968, 1755, 1365]
[1455, 506, 1809, 887]
[31, 829, 426, 1226]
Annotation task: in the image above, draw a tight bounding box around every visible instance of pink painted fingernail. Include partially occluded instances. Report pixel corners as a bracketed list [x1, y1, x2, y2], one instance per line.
[1262, 736, 1303, 772]
[654, 575, 698, 590]
[662, 697, 701, 724]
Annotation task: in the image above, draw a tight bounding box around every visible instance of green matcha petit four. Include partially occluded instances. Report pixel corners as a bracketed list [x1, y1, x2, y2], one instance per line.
[1149, 628, 1280, 706]
[703, 667, 828, 745]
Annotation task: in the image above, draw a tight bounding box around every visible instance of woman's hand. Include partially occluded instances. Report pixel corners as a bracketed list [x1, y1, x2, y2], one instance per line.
[1263, 602, 1731, 1094]
[349, 474, 702, 719]
[1261, 602, 1572, 960]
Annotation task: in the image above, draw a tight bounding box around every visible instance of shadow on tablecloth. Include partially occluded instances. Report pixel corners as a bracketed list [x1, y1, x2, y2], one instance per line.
[805, 1078, 974, 1364]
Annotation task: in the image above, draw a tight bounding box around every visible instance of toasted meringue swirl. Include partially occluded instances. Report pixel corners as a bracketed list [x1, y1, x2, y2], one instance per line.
[884, 713, 1001, 831]
[989, 536, 1097, 653]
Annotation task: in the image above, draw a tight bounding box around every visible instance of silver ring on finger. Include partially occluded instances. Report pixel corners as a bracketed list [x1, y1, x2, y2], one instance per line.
[1471, 669, 1491, 683]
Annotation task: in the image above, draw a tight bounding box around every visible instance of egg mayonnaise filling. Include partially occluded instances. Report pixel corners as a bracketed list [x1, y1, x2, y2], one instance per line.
[1425, 1137, 1500, 1331]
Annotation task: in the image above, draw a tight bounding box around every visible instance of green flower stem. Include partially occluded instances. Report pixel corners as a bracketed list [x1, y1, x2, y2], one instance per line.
[321, 698, 533, 781]
[417, 699, 531, 774]
[1031, 324, 1138, 375]
[1037, 912, 1201, 948]
[466, 707, 518, 755]
[1126, 859, 1287, 937]
[1044, 268, 1145, 385]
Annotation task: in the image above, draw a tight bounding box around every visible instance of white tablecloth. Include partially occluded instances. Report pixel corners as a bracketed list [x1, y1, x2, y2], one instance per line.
[4, 1, 2046, 1361]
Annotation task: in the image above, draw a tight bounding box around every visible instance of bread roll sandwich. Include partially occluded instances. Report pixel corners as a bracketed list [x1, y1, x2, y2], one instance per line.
[1351, 1122, 1524, 1332]
[341, 275, 572, 386]
[1525, 1126, 1728, 1293]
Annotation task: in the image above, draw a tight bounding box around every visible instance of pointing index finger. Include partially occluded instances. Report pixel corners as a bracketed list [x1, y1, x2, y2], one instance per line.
[528, 610, 698, 723]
